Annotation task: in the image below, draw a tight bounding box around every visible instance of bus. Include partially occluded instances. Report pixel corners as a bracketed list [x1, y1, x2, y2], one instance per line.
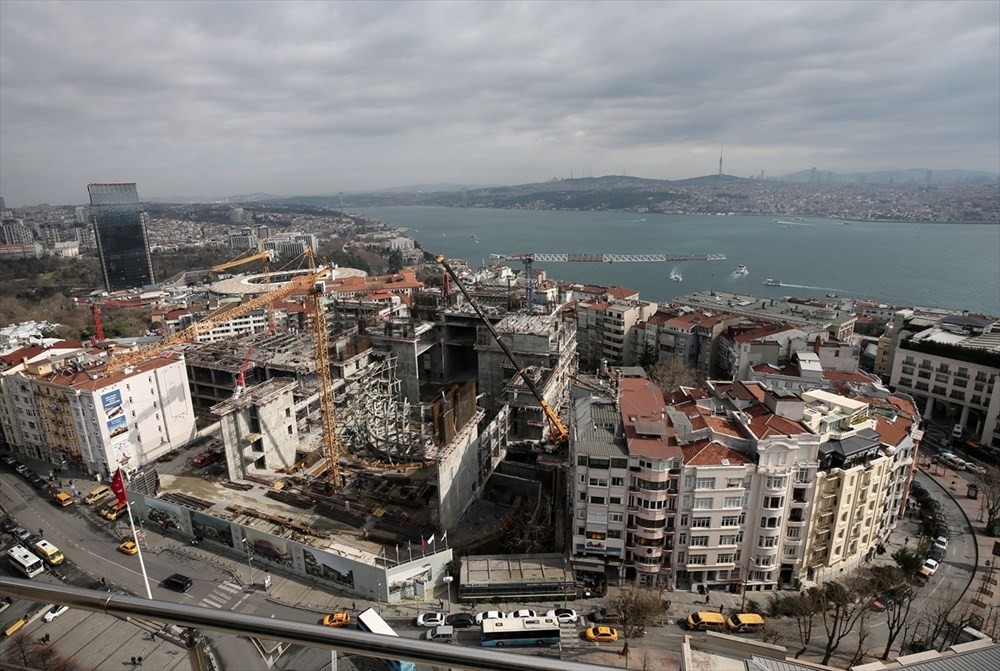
[355, 607, 416, 671]
[481, 616, 562, 647]
[7, 546, 45, 578]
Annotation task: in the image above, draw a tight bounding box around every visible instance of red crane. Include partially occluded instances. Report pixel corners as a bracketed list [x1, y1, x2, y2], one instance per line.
[91, 302, 105, 343]
[233, 347, 253, 398]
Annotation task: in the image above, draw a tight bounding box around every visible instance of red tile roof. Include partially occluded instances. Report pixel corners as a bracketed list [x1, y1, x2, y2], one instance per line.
[682, 440, 755, 466]
[745, 404, 811, 439]
[619, 377, 683, 460]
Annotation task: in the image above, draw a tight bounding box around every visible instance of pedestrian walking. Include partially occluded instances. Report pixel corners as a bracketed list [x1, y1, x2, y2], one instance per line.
[352, 601, 357, 611]
[130, 657, 137, 666]
[705, 593, 710, 604]
[718, 604, 724, 613]
[38, 528, 44, 537]
[905, 536, 910, 545]
[137, 657, 143, 666]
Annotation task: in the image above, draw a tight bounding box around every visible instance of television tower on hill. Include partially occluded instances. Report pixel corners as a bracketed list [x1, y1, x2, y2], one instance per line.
[719, 147, 724, 176]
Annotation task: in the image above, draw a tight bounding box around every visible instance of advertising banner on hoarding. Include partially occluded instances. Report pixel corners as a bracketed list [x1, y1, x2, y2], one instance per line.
[101, 390, 128, 437]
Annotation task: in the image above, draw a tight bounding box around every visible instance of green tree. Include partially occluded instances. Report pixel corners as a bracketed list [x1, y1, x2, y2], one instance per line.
[891, 547, 923, 576]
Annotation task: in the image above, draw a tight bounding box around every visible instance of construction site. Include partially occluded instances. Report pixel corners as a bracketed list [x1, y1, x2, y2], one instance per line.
[82, 248, 583, 598]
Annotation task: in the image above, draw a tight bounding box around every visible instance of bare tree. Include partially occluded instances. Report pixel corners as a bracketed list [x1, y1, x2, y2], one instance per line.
[881, 584, 917, 660]
[647, 357, 700, 394]
[606, 587, 665, 638]
[2, 630, 34, 665]
[768, 588, 821, 658]
[976, 465, 1000, 532]
[849, 610, 874, 668]
[28, 640, 57, 670]
[818, 576, 875, 665]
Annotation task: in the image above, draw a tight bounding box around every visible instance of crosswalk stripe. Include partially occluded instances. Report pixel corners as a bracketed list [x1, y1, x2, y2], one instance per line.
[201, 597, 224, 608]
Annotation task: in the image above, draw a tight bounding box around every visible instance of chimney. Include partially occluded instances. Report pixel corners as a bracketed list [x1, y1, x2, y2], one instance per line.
[814, 336, 822, 355]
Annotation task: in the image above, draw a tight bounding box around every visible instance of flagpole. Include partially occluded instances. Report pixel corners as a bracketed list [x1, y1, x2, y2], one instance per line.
[125, 498, 153, 599]
[114, 469, 152, 600]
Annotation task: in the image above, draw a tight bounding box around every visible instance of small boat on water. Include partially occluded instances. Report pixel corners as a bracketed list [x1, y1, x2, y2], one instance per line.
[763, 279, 782, 286]
[734, 265, 749, 276]
[670, 270, 683, 282]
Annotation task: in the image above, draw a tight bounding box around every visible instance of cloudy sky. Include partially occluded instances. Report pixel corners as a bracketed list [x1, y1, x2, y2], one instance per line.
[1, 0, 998, 206]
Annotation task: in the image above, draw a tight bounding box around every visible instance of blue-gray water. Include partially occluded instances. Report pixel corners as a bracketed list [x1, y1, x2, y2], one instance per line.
[357, 207, 1000, 316]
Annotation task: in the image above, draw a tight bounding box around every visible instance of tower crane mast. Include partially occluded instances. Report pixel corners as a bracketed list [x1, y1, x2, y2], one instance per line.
[437, 255, 569, 445]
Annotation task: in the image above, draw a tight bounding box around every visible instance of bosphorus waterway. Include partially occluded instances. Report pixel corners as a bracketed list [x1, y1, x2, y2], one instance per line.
[358, 207, 1000, 317]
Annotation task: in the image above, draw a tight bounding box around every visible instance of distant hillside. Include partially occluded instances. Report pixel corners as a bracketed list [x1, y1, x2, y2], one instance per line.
[779, 168, 999, 185]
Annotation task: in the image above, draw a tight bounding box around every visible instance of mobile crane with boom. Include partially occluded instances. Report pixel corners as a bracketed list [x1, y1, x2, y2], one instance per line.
[437, 255, 569, 445]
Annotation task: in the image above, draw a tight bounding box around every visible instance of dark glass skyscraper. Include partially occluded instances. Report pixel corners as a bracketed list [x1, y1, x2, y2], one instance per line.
[88, 182, 154, 292]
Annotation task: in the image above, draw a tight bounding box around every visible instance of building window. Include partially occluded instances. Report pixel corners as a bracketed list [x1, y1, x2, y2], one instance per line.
[764, 496, 784, 509]
[721, 515, 740, 527]
[689, 554, 707, 565]
[589, 477, 608, 487]
[726, 477, 743, 488]
[609, 513, 624, 523]
[718, 553, 735, 563]
[724, 496, 742, 508]
[720, 535, 737, 546]
[577, 456, 588, 466]
[611, 458, 628, 469]
[611, 477, 625, 486]
[590, 496, 606, 505]
[690, 536, 709, 547]
[609, 497, 622, 505]
[766, 476, 787, 489]
[695, 477, 716, 490]
[786, 527, 801, 538]
[694, 497, 713, 510]
[759, 536, 778, 548]
[692, 517, 711, 528]
[608, 530, 622, 539]
[760, 516, 781, 528]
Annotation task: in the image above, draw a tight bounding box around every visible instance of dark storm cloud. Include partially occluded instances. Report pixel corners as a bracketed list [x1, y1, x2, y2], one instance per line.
[1, 0, 997, 205]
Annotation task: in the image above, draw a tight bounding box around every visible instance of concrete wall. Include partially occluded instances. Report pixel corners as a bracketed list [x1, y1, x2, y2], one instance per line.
[435, 411, 483, 529]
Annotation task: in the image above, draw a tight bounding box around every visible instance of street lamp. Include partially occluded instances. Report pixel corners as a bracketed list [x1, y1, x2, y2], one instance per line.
[442, 576, 453, 612]
[241, 538, 254, 589]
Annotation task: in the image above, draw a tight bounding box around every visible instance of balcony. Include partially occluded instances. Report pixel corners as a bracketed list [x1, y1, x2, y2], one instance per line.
[632, 526, 665, 541]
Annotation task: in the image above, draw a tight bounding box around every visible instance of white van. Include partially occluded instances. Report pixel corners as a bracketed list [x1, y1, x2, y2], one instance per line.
[423, 625, 454, 642]
[952, 424, 963, 439]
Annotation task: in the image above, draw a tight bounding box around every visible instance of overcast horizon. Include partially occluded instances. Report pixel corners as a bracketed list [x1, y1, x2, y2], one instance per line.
[2, 0, 998, 207]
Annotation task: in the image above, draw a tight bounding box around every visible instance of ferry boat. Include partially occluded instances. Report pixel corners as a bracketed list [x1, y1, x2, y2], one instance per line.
[763, 279, 782, 286]
[734, 265, 749, 276]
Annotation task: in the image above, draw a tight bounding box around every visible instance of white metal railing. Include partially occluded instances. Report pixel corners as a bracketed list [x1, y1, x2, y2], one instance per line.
[0, 578, 621, 671]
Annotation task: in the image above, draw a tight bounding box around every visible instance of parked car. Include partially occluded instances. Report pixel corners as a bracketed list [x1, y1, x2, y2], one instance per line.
[474, 611, 505, 626]
[935, 524, 950, 538]
[920, 558, 940, 579]
[445, 612, 476, 628]
[546, 608, 578, 624]
[417, 612, 446, 628]
[933, 536, 948, 552]
[584, 626, 619, 643]
[590, 607, 623, 624]
[952, 424, 964, 439]
[14, 464, 29, 475]
[118, 541, 138, 555]
[0, 518, 17, 534]
[928, 546, 946, 561]
[967, 463, 987, 475]
[11, 527, 32, 542]
[507, 609, 536, 619]
[42, 605, 69, 623]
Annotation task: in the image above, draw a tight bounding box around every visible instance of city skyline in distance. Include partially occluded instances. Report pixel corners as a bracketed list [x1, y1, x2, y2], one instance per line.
[1, 1, 998, 207]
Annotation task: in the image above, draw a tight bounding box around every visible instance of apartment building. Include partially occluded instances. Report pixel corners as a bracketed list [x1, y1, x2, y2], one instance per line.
[888, 314, 999, 448]
[635, 308, 740, 379]
[0, 344, 196, 476]
[576, 298, 655, 370]
[570, 376, 917, 592]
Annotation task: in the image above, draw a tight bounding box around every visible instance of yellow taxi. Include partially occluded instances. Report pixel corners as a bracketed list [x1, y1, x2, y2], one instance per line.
[321, 612, 351, 628]
[584, 626, 619, 643]
[118, 541, 138, 555]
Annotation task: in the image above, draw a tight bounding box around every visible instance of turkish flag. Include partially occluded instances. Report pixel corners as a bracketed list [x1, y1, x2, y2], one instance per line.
[111, 469, 128, 506]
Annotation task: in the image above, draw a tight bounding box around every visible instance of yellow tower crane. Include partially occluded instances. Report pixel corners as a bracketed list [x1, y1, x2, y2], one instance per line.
[211, 247, 276, 329]
[304, 249, 342, 486]
[104, 266, 329, 375]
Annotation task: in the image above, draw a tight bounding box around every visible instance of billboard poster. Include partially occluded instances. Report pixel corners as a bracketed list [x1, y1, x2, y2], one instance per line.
[101, 389, 127, 436]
